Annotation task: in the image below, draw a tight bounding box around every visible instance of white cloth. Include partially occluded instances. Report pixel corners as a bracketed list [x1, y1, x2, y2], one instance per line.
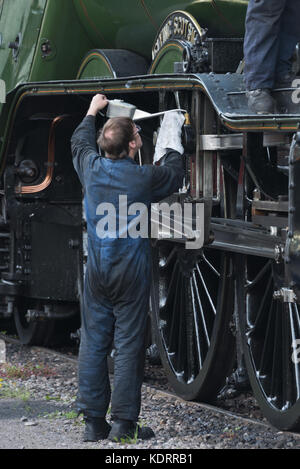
[153, 111, 185, 163]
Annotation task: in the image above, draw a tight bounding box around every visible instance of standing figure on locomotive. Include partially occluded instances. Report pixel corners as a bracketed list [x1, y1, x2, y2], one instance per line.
[244, 0, 300, 114]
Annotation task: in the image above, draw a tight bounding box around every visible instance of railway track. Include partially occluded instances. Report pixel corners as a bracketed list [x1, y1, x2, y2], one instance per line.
[1, 332, 300, 448]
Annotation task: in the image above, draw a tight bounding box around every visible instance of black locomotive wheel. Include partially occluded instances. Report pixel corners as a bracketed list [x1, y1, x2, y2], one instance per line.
[151, 242, 235, 401]
[13, 299, 55, 346]
[237, 255, 300, 430]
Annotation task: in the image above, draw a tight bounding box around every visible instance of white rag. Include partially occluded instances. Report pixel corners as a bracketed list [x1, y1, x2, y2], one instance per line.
[153, 111, 185, 164]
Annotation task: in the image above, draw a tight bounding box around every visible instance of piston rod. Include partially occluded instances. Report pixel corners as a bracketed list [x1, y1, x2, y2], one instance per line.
[209, 218, 284, 260]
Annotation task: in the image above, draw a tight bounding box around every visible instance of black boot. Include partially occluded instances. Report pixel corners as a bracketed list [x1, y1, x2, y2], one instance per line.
[108, 419, 155, 442]
[83, 416, 111, 442]
[246, 88, 277, 114]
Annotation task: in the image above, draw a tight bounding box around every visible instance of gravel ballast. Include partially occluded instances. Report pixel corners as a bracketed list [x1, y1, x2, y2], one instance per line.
[0, 340, 300, 450]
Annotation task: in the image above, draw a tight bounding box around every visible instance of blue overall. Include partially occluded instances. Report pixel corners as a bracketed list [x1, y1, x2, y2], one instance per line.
[244, 0, 300, 90]
[71, 116, 184, 421]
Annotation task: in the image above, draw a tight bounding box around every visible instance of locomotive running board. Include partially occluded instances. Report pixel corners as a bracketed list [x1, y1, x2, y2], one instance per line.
[195, 72, 300, 131]
[1, 72, 300, 172]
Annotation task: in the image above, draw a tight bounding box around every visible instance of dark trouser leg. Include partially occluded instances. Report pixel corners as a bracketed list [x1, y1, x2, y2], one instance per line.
[244, 0, 287, 90]
[76, 268, 115, 418]
[275, 0, 300, 81]
[111, 283, 150, 422]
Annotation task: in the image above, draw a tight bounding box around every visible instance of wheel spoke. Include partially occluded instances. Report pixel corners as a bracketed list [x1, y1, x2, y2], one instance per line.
[270, 301, 282, 402]
[159, 246, 177, 270]
[201, 253, 220, 278]
[252, 275, 273, 331]
[245, 260, 271, 291]
[281, 308, 291, 409]
[289, 303, 300, 400]
[168, 266, 181, 353]
[196, 263, 216, 315]
[192, 272, 210, 347]
[190, 275, 203, 370]
[294, 303, 300, 333]
[176, 276, 188, 379]
[163, 260, 179, 313]
[258, 298, 274, 376]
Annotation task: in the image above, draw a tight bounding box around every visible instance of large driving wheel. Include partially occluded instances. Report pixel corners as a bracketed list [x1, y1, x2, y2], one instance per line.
[237, 255, 300, 430]
[151, 242, 235, 401]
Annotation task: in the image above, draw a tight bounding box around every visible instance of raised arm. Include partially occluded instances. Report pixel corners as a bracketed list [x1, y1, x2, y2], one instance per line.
[151, 150, 184, 202]
[71, 94, 108, 178]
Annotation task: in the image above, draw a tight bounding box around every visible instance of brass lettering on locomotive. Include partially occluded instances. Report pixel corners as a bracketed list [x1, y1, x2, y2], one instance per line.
[173, 15, 197, 43]
[152, 12, 202, 60]
[152, 20, 173, 59]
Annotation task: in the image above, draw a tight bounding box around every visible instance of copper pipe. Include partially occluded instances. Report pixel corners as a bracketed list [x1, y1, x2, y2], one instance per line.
[16, 115, 66, 195]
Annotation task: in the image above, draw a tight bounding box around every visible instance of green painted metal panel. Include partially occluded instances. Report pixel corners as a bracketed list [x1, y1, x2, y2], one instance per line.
[73, 0, 249, 60]
[73, 0, 157, 60]
[149, 41, 186, 74]
[0, 0, 47, 93]
[174, 0, 248, 36]
[0, 0, 249, 93]
[76, 50, 115, 79]
[29, 0, 94, 82]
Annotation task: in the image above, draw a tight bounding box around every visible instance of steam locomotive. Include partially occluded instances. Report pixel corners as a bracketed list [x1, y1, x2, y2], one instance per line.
[0, 0, 300, 431]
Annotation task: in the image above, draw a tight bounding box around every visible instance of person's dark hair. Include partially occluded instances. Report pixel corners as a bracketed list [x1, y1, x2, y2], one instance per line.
[98, 117, 135, 159]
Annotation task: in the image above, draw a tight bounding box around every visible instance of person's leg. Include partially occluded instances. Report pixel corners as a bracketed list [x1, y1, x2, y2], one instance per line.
[77, 287, 114, 419]
[107, 245, 154, 440]
[275, 0, 300, 85]
[108, 288, 155, 441]
[244, 0, 287, 90]
[111, 292, 149, 422]
[76, 245, 115, 438]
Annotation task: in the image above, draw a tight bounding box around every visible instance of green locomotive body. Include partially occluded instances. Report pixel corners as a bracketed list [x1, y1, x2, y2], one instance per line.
[0, 0, 249, 93]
